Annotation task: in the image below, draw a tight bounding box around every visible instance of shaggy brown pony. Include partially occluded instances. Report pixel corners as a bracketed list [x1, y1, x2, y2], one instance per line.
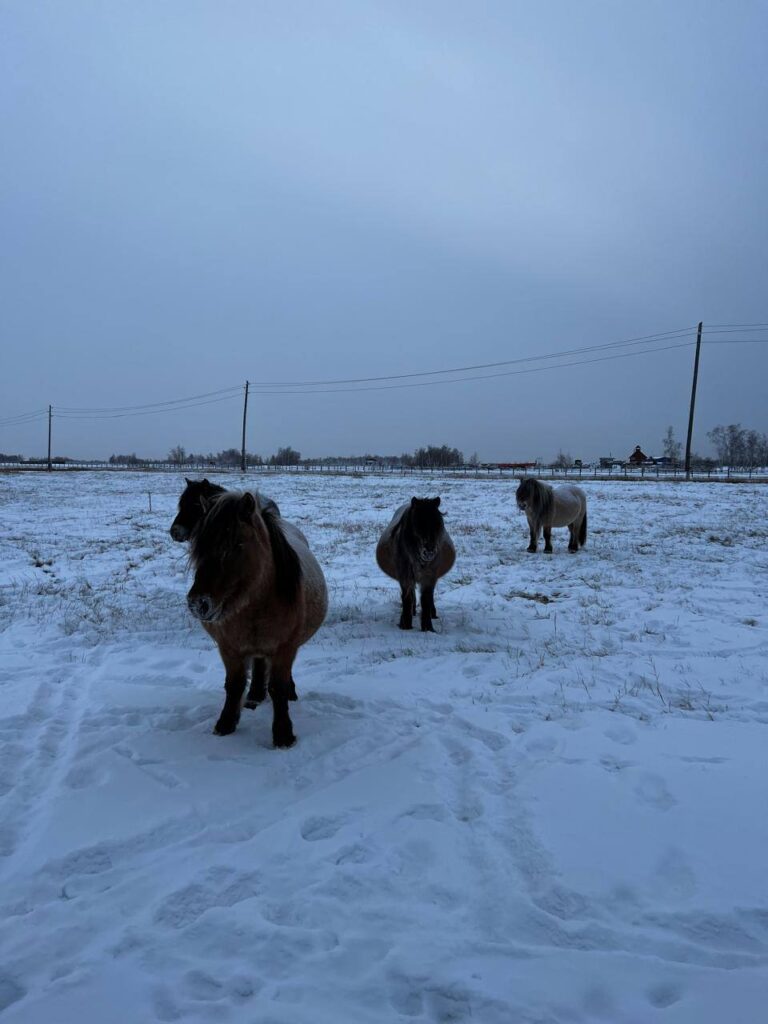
[376, 497, 456, 631]
[187, 492, 327, 747]
[171, 479, 294, 701]
[515, 477, 587, 553]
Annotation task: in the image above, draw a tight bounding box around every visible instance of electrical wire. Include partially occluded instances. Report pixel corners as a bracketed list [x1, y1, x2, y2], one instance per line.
[247, 326, 696, 387]
[0, 409, 48, 427]
[56, 392, 241, 421]
[242, 339, 697, 396]
[4, 321, 764, 427]
[57, 384, 242, 414]
[703, 322, 768, 329]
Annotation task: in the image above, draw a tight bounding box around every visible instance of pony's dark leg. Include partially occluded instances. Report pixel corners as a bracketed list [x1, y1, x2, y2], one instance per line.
[567, 523, 578, 553]
[428, 592, 438, 618]
[244, 657, 268, 709]
[419, 582, 436, 632]
[269, 647, 297, 748]
[214, 648, 247, 736]
[543, 527, 553, 553]
[288, 675, 298, 702]
[527, 519, 538, 553]
[399, 581, 415, 630]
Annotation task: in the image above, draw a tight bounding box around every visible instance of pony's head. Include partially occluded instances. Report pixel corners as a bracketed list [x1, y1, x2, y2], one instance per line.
[187, 491, 301, 623]
[187, 492, 268, 623]
[170, 478, 224, 542]
[515, 477, 538, 513]
[407, 497, 444, 563]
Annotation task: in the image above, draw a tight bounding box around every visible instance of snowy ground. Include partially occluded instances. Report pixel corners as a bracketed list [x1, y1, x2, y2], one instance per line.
[0, 471, 767, 1023]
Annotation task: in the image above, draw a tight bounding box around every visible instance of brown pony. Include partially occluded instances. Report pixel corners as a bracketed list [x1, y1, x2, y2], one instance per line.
[187, 491, 327, 747]
[172, 480, 295, 701]
[376, 497, 455, 631]
[515, 477, 587, 553]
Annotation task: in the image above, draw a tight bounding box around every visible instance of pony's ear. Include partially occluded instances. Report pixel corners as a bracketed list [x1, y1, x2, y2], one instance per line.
[238, 492, 256, 521]
[431, 497, 441, 508]
[185, 477, 192, 486]
[411, 496, 418, 507]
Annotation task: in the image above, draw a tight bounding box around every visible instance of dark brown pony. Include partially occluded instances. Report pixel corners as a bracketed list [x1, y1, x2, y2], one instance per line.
[172, 480, 294, 702]
[170, 478, 280, 542]
[376, 497, 455, 631]
[187, 491, 327, 747]
[515, 477, 587, 553]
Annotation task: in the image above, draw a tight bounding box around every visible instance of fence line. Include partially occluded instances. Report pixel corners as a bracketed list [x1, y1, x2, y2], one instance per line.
[2, 461, 767, 483]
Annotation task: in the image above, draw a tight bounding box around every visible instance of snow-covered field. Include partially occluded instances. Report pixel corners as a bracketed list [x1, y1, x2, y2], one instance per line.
[0, 471, 767, 1023]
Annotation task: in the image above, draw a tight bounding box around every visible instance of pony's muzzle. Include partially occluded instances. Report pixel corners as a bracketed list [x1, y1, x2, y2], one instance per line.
[170, 523, 189, 542]
[188, 593, 215, 621]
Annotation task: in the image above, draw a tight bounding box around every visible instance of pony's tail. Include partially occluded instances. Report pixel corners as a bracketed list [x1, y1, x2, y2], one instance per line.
[579, 510, 587, 548]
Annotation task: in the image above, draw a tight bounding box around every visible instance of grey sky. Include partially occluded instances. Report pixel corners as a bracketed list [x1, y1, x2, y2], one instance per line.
[1, 0, 766, 462]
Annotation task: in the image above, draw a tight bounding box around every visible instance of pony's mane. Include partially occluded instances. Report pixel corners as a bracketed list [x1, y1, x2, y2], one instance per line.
[190, 492, 302, 604]
[262, 504, 302, 604]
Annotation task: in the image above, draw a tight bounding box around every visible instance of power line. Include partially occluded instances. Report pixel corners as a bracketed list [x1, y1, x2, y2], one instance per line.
[702, 327, 768, 335]
[57, 384, 242, 415]
[0, 409, 48, 427]
[703, 322, 768, 329]
[3, 321, 765, 429]
[247, 326, 696, 387]
[242, 339, 697, 396]
[56, 392, 241, 421]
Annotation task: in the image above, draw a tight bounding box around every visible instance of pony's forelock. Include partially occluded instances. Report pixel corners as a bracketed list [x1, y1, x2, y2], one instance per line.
[189, 491, 303, 604]
[189, 492, 244, 567]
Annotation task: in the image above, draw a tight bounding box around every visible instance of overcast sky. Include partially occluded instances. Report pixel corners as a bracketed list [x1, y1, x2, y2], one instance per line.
[1, 1, 766, 462]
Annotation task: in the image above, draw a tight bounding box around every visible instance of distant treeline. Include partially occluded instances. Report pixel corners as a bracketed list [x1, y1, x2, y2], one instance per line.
[707, 425, 768, 468]
[157, 443, 467, 469]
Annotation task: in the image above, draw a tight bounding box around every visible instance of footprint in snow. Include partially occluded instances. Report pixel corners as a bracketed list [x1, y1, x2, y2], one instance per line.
[634, 773, 676, 811]
[604, 723, 637, 746]
[300, 814, 347, 841]
[647, 981, 683, 1008]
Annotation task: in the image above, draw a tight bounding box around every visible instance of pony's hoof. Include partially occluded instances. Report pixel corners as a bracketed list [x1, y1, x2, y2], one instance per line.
[421, 623, 436, 633]
[214, 717, 238, 736]
[273, 727, 296, 749]
[527, 546, 537, 554]
[243, 698, 262, 710]
[399, 621, 413, 630]
[544, 548, 554, 554]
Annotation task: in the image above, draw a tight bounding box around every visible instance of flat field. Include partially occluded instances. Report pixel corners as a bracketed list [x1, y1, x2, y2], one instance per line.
[0, 471, 767, 1023]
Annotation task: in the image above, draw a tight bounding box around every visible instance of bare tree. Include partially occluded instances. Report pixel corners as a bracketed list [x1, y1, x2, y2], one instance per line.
[168, 445, 186, 465]
[662, 426, 682, 464]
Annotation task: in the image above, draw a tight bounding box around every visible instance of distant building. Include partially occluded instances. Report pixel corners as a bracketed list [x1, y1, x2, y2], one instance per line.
[628, 445, 651, 465]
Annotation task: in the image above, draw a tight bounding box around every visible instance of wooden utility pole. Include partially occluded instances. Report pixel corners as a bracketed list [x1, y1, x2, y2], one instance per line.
[684, 322, 703, 480]
[240, 381, 249, 472]
[47, 405, 52, 471]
